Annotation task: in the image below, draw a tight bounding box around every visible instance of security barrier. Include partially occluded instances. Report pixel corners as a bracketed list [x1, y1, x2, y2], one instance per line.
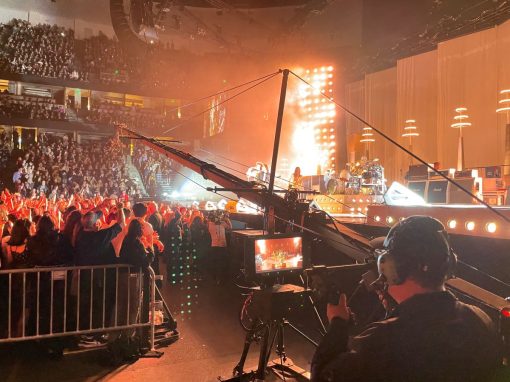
[0, 264, 157, 351]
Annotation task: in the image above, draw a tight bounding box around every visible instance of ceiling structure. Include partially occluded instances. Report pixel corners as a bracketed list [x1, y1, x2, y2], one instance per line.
[0, 0, 362, 55]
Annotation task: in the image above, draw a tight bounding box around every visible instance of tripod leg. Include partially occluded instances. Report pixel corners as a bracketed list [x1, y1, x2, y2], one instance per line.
[233, 327, 258, 376]
[263, 322, 279, 371]
[255, 323, 274, 381]
[276, 321, 287, 362]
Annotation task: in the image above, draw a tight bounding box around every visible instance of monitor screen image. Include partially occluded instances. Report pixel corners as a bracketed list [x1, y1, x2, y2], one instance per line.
[254, 236, 303, 273]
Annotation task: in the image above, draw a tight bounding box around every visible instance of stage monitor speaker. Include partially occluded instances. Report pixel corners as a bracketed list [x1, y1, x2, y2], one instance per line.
[407, 180, 428, 199]
[447, 178, 476, 204]
[427, 180, 448, 204]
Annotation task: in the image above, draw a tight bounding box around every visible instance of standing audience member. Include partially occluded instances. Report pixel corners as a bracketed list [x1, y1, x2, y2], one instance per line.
[57, 210, 82, 265]
[207, 211, 231, 285]
[2, 219, 31, 269]
[190, 214, 211, 278]
[27, 215, 60, 266]
[74, 208, 124, 330]
[147, 201, 164, 285]
[1, 219, 30, 336]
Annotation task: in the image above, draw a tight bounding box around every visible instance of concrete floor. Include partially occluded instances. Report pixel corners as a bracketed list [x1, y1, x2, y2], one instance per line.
[0, 268, 318, 382]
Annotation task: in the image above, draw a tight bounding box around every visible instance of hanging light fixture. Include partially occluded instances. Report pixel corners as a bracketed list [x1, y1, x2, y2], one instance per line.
[497, 89, 510, 184]
[496, 89, 510, 123]
[360, 127, 375, 159]
[451, 107, 471, 171]
[402, 119, 419, 165]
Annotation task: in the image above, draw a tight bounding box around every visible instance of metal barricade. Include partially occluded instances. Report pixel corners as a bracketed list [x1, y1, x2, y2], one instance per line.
[0, 264, 157, 351]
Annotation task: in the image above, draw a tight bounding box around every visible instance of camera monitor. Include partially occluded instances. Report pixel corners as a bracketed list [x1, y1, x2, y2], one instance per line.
[241, 232, 309, 280]
[254, 236, 303, 273]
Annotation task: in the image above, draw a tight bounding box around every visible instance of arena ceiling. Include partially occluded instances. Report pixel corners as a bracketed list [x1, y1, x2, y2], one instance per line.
[0, 0, 363, 55]
[2, 0, 509, 78]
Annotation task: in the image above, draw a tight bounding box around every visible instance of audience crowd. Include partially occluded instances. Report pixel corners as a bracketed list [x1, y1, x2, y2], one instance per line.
[0, 188, 230, 360]
[80, 100, 175, 134]
[0, 18, 189, 91]
[0, 132, 142, 199]
[0, 19, 76, 79]
[0, 132, 234, 362]
[0, 92, 67, 121]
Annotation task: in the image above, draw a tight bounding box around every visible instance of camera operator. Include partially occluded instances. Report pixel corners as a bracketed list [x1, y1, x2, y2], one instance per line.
[311, 216, 503, 382]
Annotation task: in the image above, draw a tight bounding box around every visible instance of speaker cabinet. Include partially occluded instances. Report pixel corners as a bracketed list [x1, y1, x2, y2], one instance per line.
[427, 180, 448, 204]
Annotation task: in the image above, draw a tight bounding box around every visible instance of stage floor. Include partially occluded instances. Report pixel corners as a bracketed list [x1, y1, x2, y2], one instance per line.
[0, 262, 317, 382]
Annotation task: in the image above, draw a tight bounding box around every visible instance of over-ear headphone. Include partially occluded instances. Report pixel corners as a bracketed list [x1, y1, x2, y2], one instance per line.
[377, 216, 457, 286]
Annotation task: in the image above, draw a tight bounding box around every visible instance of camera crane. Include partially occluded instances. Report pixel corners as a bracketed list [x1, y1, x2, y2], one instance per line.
[120, 124, 510, 381]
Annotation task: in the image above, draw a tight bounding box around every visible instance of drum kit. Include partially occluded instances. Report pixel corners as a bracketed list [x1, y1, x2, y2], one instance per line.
[324, 160, 385, 195]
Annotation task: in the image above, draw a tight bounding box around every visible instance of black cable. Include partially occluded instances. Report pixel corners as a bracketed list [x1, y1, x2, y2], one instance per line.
[161, 70, 281, 116]
[162, 71, 281, 134]
[289, 70, 510, 225]
[272, 214, 368, 254]
[457, 260, 510, 290]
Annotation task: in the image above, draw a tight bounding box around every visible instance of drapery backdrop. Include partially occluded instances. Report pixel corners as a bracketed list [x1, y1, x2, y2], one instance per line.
[344, 19, 510, 182]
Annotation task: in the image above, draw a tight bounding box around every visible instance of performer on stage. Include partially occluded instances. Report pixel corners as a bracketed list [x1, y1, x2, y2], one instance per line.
[289, 166, 303, 190]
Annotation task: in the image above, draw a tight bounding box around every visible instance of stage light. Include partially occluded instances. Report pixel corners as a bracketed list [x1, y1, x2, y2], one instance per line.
[466, 221, 475, 231]
[447, 220, 457, 229]
[485, 222, 497, 233]
[386, 216, 394, 224]
[374, 215, 381, 222]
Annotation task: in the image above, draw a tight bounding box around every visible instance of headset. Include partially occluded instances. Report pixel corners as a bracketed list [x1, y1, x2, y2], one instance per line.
[376, 216, 457, 286]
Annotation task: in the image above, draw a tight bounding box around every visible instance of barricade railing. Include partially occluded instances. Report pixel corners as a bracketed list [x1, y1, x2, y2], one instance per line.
[0, 264, 157, 351]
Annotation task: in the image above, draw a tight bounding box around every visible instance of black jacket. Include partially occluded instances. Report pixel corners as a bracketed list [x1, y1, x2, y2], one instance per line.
[311, 291, 502, 382]
[148, 212, 163, 236]
[74, 223, 122, 266]
[119, 238, 154, 269]
[27, 230, 61, 266]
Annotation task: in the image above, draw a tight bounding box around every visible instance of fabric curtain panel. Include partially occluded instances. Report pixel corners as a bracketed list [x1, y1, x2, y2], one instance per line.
[396, 50, 438, 178]
[344, 19, 510, 177]
[345, 80, 365, 163]
[437, 27, 500, 169]
[364, 68, 398, 182]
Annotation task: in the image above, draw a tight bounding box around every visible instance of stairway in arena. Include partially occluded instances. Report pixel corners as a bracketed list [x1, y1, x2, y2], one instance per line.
[156, 171, 175, 198]
[125, 155, 149, 197]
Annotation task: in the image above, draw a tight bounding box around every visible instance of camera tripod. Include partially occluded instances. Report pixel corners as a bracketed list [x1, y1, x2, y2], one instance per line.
[222, 284, 319, 382]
